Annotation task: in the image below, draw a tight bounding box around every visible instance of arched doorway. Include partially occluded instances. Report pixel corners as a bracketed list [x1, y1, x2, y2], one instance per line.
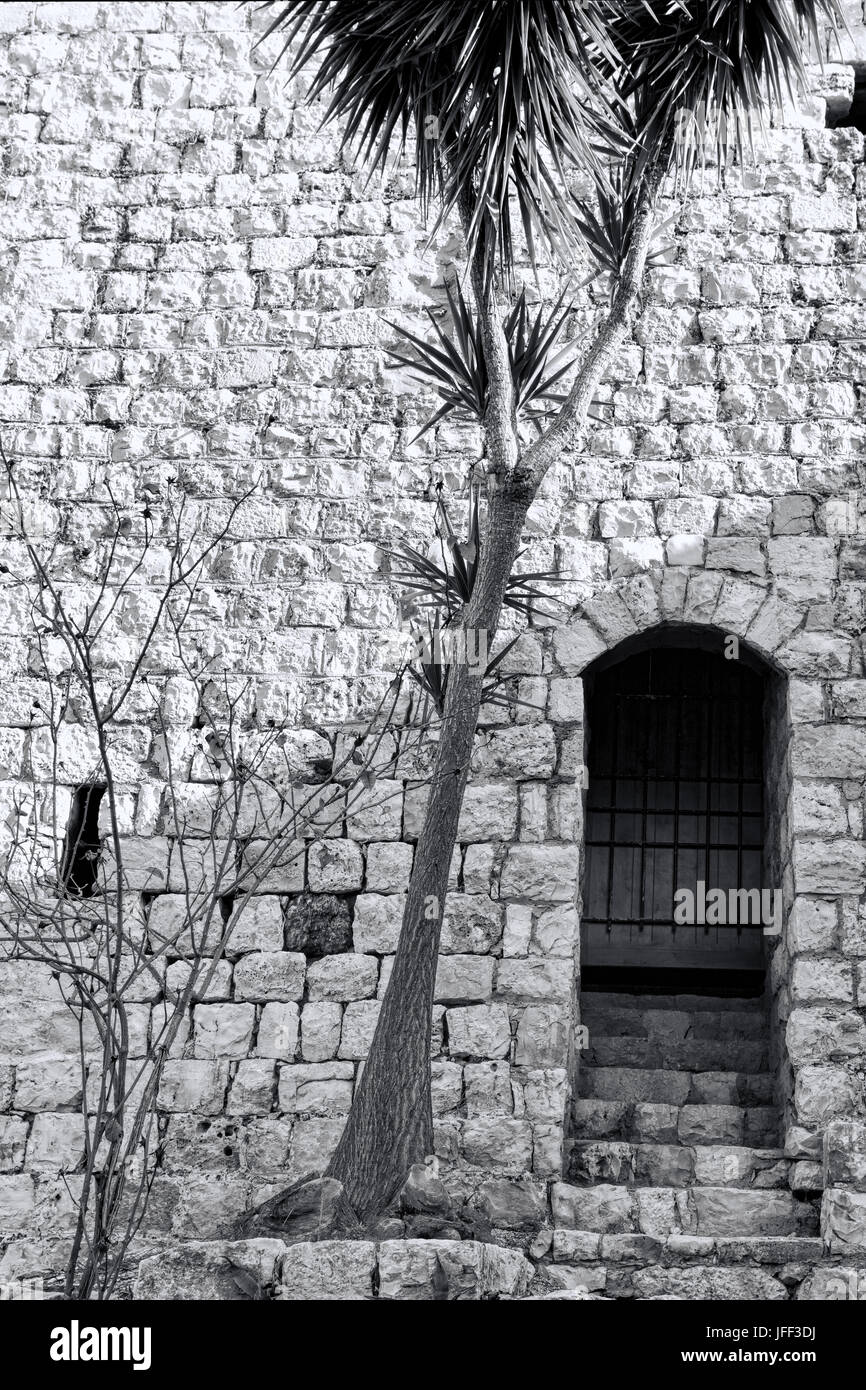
[563, 629, 811, 1253]
[581, 635, 768, 991]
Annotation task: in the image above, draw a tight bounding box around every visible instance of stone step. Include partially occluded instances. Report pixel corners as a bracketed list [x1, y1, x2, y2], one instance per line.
[580, 1006, 768, 1040]
[581, 992, 767, 1014]
[551, 1182, 819, 1239]
[584, 1036, 769, 1072]
[571, 1096, 777, 1145]
[551, 1231, 824, 1266]
[567, 1140, 789, 1188]
[577, 1066, 776, 1113]
[541, 1230, 833, 1299]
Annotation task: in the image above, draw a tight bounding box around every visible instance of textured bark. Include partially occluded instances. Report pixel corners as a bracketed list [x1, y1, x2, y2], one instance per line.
[327, 178, 662, 1222]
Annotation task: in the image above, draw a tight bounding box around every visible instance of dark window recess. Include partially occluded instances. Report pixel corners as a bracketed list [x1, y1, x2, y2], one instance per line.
[581, 648, 765, 973]
[60, 783, 107, 897]
[827, 73, 866, 132]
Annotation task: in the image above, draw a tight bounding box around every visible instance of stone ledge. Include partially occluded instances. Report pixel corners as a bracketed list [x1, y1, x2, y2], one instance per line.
[134, 1236, 535, 1301]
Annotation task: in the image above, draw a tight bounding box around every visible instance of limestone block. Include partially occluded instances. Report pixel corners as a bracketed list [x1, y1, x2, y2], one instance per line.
[404, 782, 518, 840]
[791, 725, 866, 778]
[514, 1004, 570, 1067]
[446, 1005, 511, 1060]
[226, 1060, 275, 1116]
[224, 896, 284, 958]
[193, 1003, 256, 1059]
[284, 893, 352, 957]
[461, 1118, 533, 1173]
[824, 1119, 866, 1189]
[794, 1065, 857, 1126]
[552, 1182, 635, 1233]
[521, 1068, 569, 1123]
[365, 841, 413, 892]
[344, 781, 402, 841]
[307, 839, 363, 892]
[413, 1055, 456, 1118]
[306, 954, 378, 1002]
[434, 955, 494, 1004]
[787, 1006, 866, 1065]
[495, 957, 572, 1002]
[470, 724, 557, 779]
[440, 895, 503, 953]
[463, 1061, 513, 1119]
[337, 1000, 381, 1059]
[278, 1062, 354, 1116]
[297, 1002, 342, 1062]
[822, 1189, 866, 1253]
[352, 893, 405, 953]
[790, 958, 854, 1004]
[533, 904, 579, 956]
[287, 1118, 346, 1180]
[12, 1062, 82, 1112]
[500, 845, 578, 901]
[787, 897, 837, 953]
[233, 952, 306, 1003]
[552, 623, 606, 674]
[0, 1117, 29, 1172]
[277, 1240, 376, 1300]
[157, 1060, 229, 1115]
[793, 839, 866, 895]
[255, 1002, 300, 1061]
[633, 1266, 787, 1300]
[377, 1239, 532, 1300]
[135, 1240, 286, 1300]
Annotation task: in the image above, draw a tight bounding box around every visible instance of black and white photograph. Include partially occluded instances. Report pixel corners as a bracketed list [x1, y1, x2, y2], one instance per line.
[0, 0, 864, 1359]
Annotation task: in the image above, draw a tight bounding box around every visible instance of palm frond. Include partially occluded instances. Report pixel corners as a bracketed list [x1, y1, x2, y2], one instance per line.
[389, 488, 565, 628]
[573, 158, 674, 280]
[605, 0, 844, 184]
[388, 277, 577, 439]
[258, 1, 622, 286]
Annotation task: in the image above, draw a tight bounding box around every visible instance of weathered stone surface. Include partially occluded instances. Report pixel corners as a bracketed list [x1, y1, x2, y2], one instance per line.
[398, 1162, 452, 1217]
[822, 1189, 866, 1253]
[690, 1189, 804, 1237]
[284, 893, 353, 958]
[446, 1005, 511, 1059]
[276, 1239, 376, 1300]
[134, 1240, 286, 1300]
[500, 846, 579, 901]
[825, 1120, 866, 1189]
[797, 1267, 866, 1300]
[377, 1239, 533, 1300]
[476, 1178, 547, 1231]
[795, 1066, 858, 1127]
[306, 954, 378, 1001]
[233, 952, 306, 1003]
[632, 1266, 788, 1300]
[552, 1182, 635, 1233]
[3, 0, 866, 1292]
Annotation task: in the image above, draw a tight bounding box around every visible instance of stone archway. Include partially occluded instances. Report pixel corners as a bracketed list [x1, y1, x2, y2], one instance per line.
[536, 565, 866, 1294]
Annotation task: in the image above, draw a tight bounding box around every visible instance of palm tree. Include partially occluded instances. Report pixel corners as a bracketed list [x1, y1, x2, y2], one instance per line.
[260, 0, 840, 1220]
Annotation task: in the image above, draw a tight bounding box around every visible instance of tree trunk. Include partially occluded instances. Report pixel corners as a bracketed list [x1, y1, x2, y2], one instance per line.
[327, 177, 662, 1222]
[327, 485, 529, 1219]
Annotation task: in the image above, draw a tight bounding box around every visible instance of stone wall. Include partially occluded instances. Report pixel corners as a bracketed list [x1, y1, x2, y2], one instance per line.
[1, 1, 866, 1287]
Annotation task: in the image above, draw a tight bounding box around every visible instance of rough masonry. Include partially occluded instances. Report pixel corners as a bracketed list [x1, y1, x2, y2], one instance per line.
[0, 1, 865, 1298]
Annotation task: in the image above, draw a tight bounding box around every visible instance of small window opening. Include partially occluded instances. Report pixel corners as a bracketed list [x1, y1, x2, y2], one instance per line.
[826, 72, 866, 132]
[60, 783, 107, 897]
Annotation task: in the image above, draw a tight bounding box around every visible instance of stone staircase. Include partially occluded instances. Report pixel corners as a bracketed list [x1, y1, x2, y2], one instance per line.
[548, 990, 827, 1300]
